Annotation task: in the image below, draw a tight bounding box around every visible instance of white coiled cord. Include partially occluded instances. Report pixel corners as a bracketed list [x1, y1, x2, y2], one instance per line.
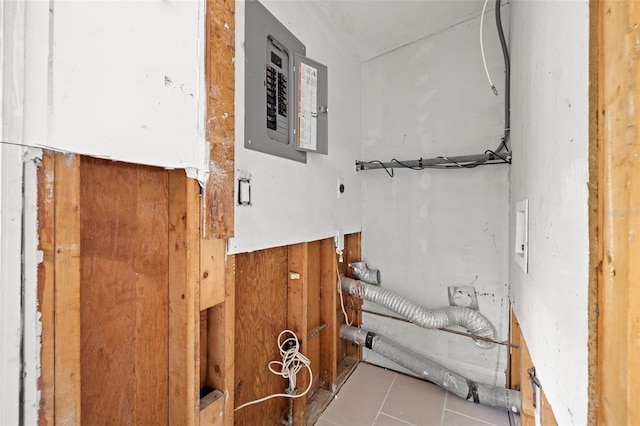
[234, 330, 313, 411]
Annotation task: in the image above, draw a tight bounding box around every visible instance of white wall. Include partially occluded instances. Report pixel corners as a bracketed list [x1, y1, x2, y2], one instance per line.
[22, 0, 207, 172]
[509, 2, 589, 424]
[229, 0, 362, 254]
[0, 1, 25, 422]
[360, 7, 510, 385]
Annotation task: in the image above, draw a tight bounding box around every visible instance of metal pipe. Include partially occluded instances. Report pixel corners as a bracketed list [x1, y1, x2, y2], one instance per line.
[495, 0, 511, 153]
[356, 152, 511, 172]
[340, 325, 521, 413]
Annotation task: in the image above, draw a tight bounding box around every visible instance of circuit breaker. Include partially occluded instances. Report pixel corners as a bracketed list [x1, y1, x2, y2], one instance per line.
[245, 0, 328, 163]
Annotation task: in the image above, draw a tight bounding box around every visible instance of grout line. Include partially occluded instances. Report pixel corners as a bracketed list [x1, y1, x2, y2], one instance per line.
[440, 391, 448, 426]
[376, 412, 417, 426]
[444, 408, 496, 426]
[373, 372, 397, 424]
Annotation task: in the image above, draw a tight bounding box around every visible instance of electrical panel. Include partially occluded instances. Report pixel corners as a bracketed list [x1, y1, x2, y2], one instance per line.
[245, 0, 328, 163]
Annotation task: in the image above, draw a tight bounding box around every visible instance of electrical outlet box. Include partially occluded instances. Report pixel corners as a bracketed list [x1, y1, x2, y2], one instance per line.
[245, 0, 328, 162]
[337, 177, 344, 199]
[448, 286, 479, 310]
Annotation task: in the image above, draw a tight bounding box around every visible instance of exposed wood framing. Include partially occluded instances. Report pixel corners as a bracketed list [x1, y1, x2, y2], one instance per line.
[234, 248, 289, 425]
[38, 151, 55, 426]
[306, 241, 322, 398]
[232, 235, 360, 425]
[508, 308, 521, 392]
[205, 252, 236, 426]
[79, 159, 171, 424]
[200, 238, 227, 310]
[200, 390, 224, 426]
[168, 171, 201, 425]
[595, 1, 640, 424]
[512, 310, 557, 426]
[53, 153, 81, 425]
[203, 0, 235, 239]
[287, 243, 311, 425]
[319, 239, 339, 391]
[344, 233, 362, 359]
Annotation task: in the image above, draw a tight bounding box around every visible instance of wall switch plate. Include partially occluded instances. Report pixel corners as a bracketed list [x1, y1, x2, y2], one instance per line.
[238, 178, 251, 206]
[515, 199, 529, 273]
[448, 286, 479, 310]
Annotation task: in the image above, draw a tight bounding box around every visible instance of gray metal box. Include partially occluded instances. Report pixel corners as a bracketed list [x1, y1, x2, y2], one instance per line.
[244, 0, 328, 162]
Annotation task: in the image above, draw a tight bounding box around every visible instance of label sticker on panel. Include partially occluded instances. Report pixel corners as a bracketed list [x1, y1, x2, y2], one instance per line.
[297, 63, 318, 151]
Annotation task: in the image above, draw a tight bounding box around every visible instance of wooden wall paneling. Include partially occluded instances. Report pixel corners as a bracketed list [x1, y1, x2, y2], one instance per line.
[53, 153, 81, 425]
[79, 159, 171, 423]
[305, 240, 322, 397]
[203, 0, 235, 239]
[206, 252, 235, 426]
[234, 248, 288, 425]
[201, 238, 227, 310]
[596, 1, 640, 424]
[168, 171, 201, 425]
[344, 233, 362, 359]
[518, 333, 534, 425]
[319, 238, 338, 391]
[80, 158, 170, 425]
[38, 151, 55, 425]
[287, 243, 310, 425]
[516, 317, 558, 426]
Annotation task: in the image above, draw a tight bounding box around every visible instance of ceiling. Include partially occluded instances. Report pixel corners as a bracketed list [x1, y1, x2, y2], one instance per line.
[314, 0, 491, 62]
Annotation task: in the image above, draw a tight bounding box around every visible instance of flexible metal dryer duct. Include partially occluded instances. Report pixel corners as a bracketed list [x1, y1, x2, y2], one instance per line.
[340, 276, 496, 348]
[340, 325, 520, 413]
[349, 261, 381, 285]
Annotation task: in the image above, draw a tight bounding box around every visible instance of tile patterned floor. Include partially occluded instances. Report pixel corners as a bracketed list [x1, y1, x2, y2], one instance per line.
[316, 363, 515, 426]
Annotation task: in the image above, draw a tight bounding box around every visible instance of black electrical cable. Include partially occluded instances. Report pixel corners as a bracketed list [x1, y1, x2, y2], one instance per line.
[360, 160, 394, 177]
[495, 0, 511, 153]
[390, 158, 424, 171]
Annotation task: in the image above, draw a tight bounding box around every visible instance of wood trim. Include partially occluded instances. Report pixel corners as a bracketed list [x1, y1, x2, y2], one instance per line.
[53, 153, 81, 425]
[168, 171, 201, 425]
[203, 0, 235, 239]
[596, 2, 640, 424]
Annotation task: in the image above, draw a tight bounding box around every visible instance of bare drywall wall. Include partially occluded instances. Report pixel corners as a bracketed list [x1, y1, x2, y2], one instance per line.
[21, 0, 207, 172]
[229, 0, 362, 254]
[509, 2, 589, 424]
[0, 1, 25, 421]
[360, 6, 510, 385]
